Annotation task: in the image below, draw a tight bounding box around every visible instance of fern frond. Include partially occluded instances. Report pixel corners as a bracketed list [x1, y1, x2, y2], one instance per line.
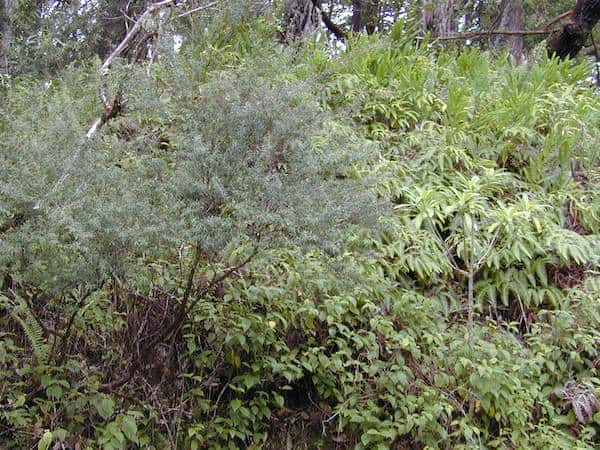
[1, 295, 49, 364]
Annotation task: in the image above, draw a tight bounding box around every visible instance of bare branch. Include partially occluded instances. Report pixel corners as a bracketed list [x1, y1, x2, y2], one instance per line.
[541, 9, 573, 30]
[101, 0, 178, 75]
[178, 0, 221, 18]
[433, 29, 553, 42]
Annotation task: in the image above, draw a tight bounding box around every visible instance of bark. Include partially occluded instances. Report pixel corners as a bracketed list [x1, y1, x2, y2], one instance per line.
[435, 0, 455, 37]
[352, 0, 361, 32]
[421, 0, 455, 37]
[422, 0, 434, 34]
[547, 0, 600, 58]
[282, 0, 319, 41]
[0, 0, 17, 74]
[492, 0, 524, 63]
[352, 0, 379, 34]
[363, 0, 380, 34]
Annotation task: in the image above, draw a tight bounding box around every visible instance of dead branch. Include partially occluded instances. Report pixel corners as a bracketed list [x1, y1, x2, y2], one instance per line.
[541, 10, 573, 30]
[178, 0, 221, 18]
[429, 8, 575, 43]
[101, 0, 178, 75]
[434, 29, 553, 42]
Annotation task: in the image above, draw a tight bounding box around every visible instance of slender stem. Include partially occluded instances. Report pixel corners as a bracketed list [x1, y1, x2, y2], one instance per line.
[467, 266, 474, 347]
[467, 218, 475, 347]
[182, 243, 202, 306]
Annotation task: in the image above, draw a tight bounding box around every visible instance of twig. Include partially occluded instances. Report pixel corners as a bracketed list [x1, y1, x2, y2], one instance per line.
[182, 243, 202, 306]
[57, 289, 95, 364]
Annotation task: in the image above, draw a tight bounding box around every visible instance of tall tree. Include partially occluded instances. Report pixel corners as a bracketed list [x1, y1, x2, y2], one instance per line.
[421, 0, 455, 37]
[492, 0, 524, 62]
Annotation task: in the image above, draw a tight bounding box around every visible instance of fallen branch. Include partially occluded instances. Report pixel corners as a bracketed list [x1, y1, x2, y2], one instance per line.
[428, 8, 574, 43]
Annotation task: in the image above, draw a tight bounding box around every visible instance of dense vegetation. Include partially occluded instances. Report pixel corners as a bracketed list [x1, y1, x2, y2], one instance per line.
[1, 2, 600, 449]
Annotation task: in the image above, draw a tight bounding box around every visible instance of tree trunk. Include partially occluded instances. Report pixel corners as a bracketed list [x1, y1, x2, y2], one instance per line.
[352, 0, 362, 32]
[352, 0, 379, 34]
[283, 0, 319, 41]
[421, 0, 455, 37]
[0, 0, 17, 74]
[492, 0, 524, 63]
[547, 0, 600, 58]
[421, 0, 434, 34]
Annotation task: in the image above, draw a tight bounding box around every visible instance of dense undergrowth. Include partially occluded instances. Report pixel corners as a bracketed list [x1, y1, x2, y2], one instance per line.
[1, 21, 600, 449]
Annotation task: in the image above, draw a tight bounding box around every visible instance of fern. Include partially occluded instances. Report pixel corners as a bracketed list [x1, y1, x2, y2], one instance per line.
[0, 295, 49, 364]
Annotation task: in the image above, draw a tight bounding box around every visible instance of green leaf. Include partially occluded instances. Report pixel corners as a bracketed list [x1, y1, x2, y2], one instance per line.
[230, 399, 242, 412]
[46, 385, 63, 400]
[95, 398, 115, 420]
[121, 416, 138, 443]
[38, 431, 53, 450]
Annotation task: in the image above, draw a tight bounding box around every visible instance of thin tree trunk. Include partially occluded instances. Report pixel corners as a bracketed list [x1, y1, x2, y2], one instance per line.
[0, 0, 17, 74]
[421, 0, 434, 35]
[493, 0, 524, 63]
[352, 0, 362, 32]
[352, 0, 379, 34]
[363, 0, 380, 34]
